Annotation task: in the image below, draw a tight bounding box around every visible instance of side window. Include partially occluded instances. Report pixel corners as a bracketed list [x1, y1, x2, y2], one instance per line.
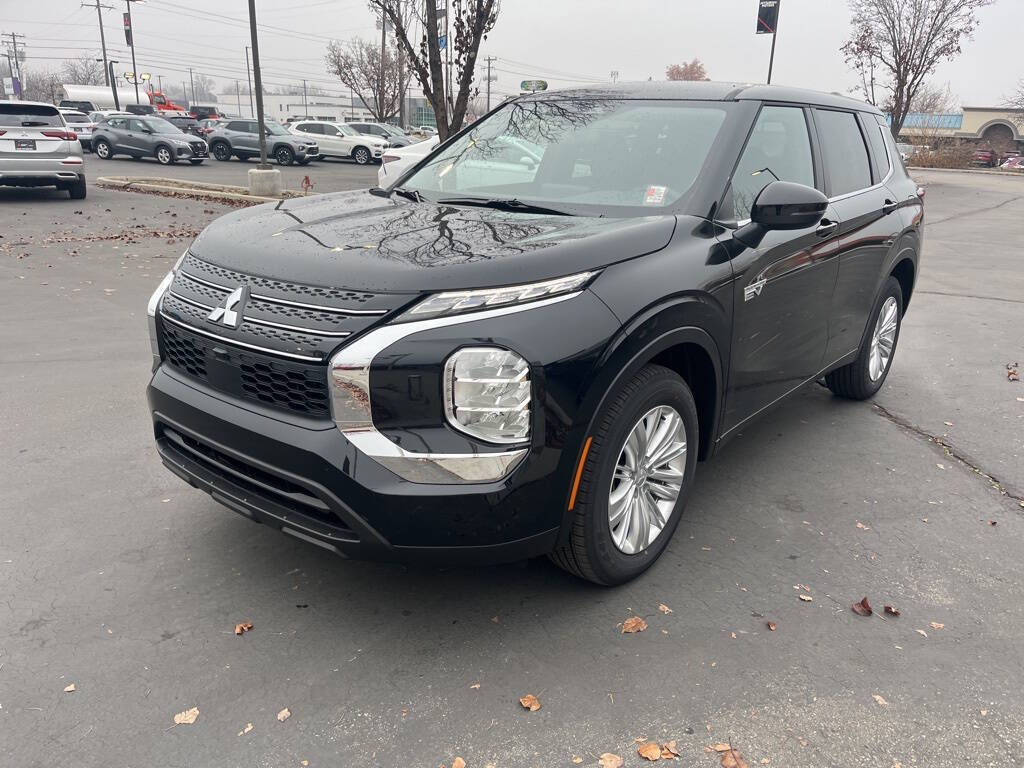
[729, 105, 814, 221]
[815, 109, 872, 196]
[862, 115, 891, 181]
[299, 123, 322, 134]
[107, 118, 125, 129]
[128, 119, 147, 132]
[321, 124, 338, 136]
[226, 121, 245, 132]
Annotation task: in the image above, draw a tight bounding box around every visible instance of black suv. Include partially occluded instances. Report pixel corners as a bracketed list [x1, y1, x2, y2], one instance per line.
[146, 82, 922, 585]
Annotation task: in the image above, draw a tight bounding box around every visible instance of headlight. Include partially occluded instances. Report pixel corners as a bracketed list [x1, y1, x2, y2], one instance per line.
[443, 347, 530, 444]
[147, 270, 176, 317]
[403, 271, 595, 322]
[147, 252, 187, 371]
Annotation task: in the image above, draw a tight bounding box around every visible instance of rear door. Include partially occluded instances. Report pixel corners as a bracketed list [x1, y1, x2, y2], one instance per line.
[0, 103, 70, 162]
[720, 104, 843, 433]
[814, 108, 903, 363]
[125, 118, 151, 155]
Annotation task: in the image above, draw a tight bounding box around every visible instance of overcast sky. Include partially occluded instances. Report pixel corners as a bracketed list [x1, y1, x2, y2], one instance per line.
[1, 0, 1017, 107]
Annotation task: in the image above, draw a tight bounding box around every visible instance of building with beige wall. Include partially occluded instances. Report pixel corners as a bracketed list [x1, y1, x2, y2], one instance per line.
[898, 106, 1024, 148]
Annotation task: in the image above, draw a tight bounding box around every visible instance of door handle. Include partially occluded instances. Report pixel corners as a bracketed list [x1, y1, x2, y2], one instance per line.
[815, 219, 839, 237]
[882, 199, 899, 214]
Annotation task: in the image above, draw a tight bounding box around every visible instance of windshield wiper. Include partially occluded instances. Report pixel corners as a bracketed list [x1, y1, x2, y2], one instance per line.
[392, 187, 426, 203]
[435, 196, 571, 216]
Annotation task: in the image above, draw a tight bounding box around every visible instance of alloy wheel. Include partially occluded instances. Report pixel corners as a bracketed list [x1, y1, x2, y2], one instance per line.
[95, 141, 110, 159]
[157, 147, 171, 164]
[608, 405, 688, 554]
[869, 296, 899, 381]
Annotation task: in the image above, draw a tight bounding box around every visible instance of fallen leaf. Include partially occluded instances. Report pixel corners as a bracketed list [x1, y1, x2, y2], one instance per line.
[721, 747, 749, 768]
[572, 757, 584, 765]
[519, 693, 541, 712]
[798, 594, 813, 602]
[621, 616, 648, 633]
[884, 605, 901, 617]
[730, 632, 737, 639]
[234, 621, 253, 635]
[469, 682, 481, 689]
[851, 596, 873, 616]
[936, 463, 945, 469]
[930, 622, 945, 630]
[452, 758, 466, 768]
[658, 603, 673, 614]
[63, 683, 76, 693]
[599, 754, 625, 768]
[277, 707, 291, 722]
[173, 707, 199, 725]
[943, 421, 953, 426]
[767, 621, 777, 631]
[238, 722, 253, 736]
[988, 520, 997, 526]
[916, 629, 928, 638]
[856, 521, 871, 530]
[638, 741, 662, 761]
[661, 740, 680, 758]
[981, 709, 988, 717]
[873, 694, 889, 706]
[712, 744, 732, 752]
[794, 584, 811, 592]
[491, 615, 499, 623]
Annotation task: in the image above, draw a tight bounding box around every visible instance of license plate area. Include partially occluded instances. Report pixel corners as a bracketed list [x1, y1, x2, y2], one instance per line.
[15, 139, 36, 150]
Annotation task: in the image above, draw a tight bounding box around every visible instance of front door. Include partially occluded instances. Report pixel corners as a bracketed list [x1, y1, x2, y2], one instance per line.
[719, 104, 842, 433]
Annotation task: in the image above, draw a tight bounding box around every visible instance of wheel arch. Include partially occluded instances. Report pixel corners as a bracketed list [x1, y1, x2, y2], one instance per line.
[890, 255, 915, 311]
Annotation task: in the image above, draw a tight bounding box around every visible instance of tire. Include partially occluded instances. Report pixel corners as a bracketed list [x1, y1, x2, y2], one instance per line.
[211, 142, 232, 161]
[352, 146, 371, 165]
[825, 276, 904, 400]
[275, 146, 295, 166]
[155, 145, 174, 165]
[549, 364, 699, 585]
[94, 139, 112, 159]
[68, 175, 87, 200]
[189, 159, 204, 165]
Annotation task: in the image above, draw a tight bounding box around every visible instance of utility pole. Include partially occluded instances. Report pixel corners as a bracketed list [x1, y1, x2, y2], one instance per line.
[3, 52, 16, 99]
[235, 79, 241, 116]
[378, 11, 386, 121]
[302, 78, 307, 117]
[95, 57, 119, 108]
[244, 46, 254, 117]
[484, 56, 496, 112]
[610, 70, 619, 83]
[188, 67, 195, 104]
[6, 33, 26, 99]
[124, 0, 142, 104]
[85, 1, 113, 86]
[156, 74, 162, 93]
[247, 0, 269, 167]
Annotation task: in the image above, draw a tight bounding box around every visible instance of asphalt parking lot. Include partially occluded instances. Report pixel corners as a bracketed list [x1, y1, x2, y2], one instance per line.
[1, 170, 1022, 767]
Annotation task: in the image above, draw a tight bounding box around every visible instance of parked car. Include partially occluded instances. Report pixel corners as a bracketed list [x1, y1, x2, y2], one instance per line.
[92, 115, 208, 165]
[146, 81, 922, 585]
[161, 114, 205, 138]
[288, 120, 388, 164]
[195, 117, 222, 137]
[0, 100, 86, 198]
[58, 109, 96, 151]
[207, 119, 318, 165]
[998, 149, 1020, 165]
[415, 124, 438, 135]
[124, 103, 158, 116]
[971, 148, 998, 167]
[378, 135, 440, 185]
[345, 121, 413, 147]
[1000, 155, 1024, 170]
[188, 104, 221, 120]
[88, 109, 132, 124]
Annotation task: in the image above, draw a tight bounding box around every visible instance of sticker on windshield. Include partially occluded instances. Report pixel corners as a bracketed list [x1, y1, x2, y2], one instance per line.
[644, 185, 667, 205]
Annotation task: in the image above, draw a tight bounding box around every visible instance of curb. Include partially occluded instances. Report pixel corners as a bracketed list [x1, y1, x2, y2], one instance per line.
[907, 166, 1024, 178]
[95, 176, 306, 204]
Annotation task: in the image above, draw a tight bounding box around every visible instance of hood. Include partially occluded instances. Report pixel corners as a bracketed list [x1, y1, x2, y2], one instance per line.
[189, 189, 677, 293]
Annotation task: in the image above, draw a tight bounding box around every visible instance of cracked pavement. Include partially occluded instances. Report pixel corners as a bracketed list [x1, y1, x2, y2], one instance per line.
[1, 168, 1022, 767]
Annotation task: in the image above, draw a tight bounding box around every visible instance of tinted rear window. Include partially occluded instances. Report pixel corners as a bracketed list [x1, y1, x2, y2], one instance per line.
[0, 104, 63, 127]
[815, 109, 872, 196]
[863, 117, 891, 180]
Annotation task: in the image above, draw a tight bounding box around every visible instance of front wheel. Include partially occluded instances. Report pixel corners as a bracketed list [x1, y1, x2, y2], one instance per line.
[155, 146, 174, 165]
[825, 275, 904, 400]
[549, 365, 699, 585]
[351, 146, 371, 165]
[275, 146, 294, 166]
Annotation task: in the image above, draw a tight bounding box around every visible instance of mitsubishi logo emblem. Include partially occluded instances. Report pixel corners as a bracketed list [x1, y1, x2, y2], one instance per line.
[207, 285, 249, 328]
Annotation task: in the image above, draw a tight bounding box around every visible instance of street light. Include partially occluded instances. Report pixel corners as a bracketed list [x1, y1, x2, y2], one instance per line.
[96, 57, 120, 110]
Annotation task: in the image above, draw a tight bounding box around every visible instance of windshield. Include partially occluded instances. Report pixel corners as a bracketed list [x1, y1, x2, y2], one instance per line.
[147, 120, 184, 134]
[336, 124, 358, 136]
[401, 98, 730, 215]
[381, 124, 405, 136]
[265, 122, 289, 136]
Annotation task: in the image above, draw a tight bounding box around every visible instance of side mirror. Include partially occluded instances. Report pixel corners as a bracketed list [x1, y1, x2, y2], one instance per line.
[734, 181, 828, 249]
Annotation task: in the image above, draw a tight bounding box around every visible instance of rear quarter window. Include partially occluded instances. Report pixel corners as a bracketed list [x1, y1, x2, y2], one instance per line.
[862, 114, 891, 180]
[0, 104, 63, 127]
[815, 109, 873, 196]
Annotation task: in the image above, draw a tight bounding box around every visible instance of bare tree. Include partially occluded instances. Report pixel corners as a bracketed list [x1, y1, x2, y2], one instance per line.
[905, 81, 959, 147]
[1005, 80, 1024, 130]
[370, 0, 499, 140]
[192, 74, 218, 101]
[325, 37, 402, 121]
[841, 0, 994, 137]
[666, 59, 709, 81]
[20, 68, 64, 104]
[59, 56, 106, 86]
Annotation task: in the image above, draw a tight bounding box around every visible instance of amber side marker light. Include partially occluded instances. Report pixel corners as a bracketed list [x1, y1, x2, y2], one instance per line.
[568, 436, 593, 511]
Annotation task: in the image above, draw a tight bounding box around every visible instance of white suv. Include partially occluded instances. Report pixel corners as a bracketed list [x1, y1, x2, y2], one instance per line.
[0, 101, 86, 199]
[287, 120, 388, 165]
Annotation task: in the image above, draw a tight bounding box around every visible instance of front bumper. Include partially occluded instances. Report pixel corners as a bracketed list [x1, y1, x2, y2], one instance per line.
[148, 367, 559, 563]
